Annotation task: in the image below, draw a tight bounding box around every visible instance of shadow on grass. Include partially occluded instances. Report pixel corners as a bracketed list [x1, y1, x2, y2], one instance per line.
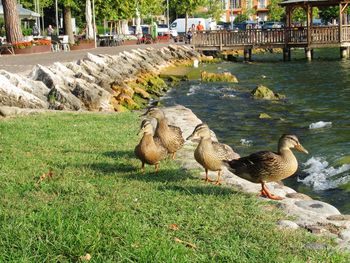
[89, 162, 136, 174]
[158, 184, 242, 196]
[124, 167, 191, 183]
[102, 150, 135, 159]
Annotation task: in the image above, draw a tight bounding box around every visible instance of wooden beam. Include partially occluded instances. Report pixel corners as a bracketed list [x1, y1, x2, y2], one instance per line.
[339, 3, 343, 42]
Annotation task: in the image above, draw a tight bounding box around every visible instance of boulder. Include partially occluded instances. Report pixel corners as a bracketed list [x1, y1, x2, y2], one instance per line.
[0, 70, 49, 103]
[251, 85, 286, 100]
[0, 75, 47, 109]
[201, 71, 238, 83]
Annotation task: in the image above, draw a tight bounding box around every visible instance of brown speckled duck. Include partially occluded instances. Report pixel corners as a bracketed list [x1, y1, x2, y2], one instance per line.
[134, 120, 168, 173]
[143, 107, 184, 160]
[224, 134, 308, 200]
[187, 123, 240, 184]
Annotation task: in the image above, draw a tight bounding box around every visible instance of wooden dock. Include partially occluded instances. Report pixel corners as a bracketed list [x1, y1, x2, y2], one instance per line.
[192, 26, 350, 60]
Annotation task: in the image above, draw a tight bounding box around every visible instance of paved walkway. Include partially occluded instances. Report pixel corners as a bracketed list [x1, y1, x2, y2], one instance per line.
[0, 43, 171, 75]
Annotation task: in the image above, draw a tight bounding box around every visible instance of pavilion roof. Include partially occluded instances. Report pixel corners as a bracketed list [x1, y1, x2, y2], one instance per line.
[280, 0, 341, 6]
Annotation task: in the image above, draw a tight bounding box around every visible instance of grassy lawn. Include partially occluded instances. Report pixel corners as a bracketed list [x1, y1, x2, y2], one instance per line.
[0, 112, 349, 262]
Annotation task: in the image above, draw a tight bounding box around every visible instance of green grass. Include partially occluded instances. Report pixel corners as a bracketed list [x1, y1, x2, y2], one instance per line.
[0, 112, 349, 262]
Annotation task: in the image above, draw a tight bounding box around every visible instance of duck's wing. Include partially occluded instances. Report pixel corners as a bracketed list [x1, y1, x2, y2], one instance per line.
[168, 125, 185, 143]
[225, 151, 278, 176]
[154, 136, 168, 156]
[212, 142, 240, 161]
[169, 125, 183, 135]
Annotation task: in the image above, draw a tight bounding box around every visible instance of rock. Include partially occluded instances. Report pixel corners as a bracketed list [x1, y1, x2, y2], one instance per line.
[286, 192, 313, 200]
[327, 215, 350, 221]
[294, 200, 340, 216]
[0, 70, 49, 103]
[277, 220, 300, 230]
[48, 85, 82, 110]
[251, 85, 285, 100]
[336, 156, 350, 165]
[201, 71, 238, 83]
[72, 79, 111, 111]
[0, 75, 47, 109]
[339, 229, 350, 240]
[259, 113, 272, 119]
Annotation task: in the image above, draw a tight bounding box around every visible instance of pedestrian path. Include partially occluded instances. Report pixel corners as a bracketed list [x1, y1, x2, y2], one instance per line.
[0, 43, 170, 74]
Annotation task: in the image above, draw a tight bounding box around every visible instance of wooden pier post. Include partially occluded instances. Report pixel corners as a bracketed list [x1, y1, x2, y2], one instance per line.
[283, 48, 291, 61]
[340, 47, 349, 58]
[305, 48, 313, 61]
[244, 49, 252, 61]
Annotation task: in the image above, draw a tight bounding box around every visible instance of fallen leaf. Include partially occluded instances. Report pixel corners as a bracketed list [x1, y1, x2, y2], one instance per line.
[79, 253, 91, 261]
[168, 224, 179, 231]
[36, 169, 54, 184]
[174, 237, 197, 249]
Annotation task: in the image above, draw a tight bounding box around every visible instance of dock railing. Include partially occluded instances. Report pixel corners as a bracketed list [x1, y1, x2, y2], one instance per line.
[193, 26, 349, 50]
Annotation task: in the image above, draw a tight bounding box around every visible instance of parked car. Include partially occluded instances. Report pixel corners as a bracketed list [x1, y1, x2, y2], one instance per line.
[217, 21, 232, 30]
[234, 21, 258, 31]
[262, 22, 284, 30]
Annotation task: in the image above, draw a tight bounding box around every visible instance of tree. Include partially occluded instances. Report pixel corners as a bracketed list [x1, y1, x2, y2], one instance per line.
[319, 6, 338, 24]
[171, 0, 206, 33]
[61, 0, 79, 44]
[268, 0, 285, 21]
[206, 0, 223, 21]
[2, 0, 23, 43]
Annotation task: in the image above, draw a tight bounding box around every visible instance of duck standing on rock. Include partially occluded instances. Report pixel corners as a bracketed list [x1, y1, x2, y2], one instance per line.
[142, 107, 185, 160]
[187, 123, 240, 184]
[134, 120, 168, 173]
[224, 134, 308, 200]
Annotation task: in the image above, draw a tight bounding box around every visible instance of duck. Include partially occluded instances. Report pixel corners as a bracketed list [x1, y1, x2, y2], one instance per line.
[224, 134, 308, 200]
[187, 123, 240, 184]
[143, 107, 184, 160]
[134, 119, 168, 173]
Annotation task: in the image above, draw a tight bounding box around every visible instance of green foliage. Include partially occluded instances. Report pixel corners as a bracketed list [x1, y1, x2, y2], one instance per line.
[319, 6, 338, 24]
[206, 0, 223, 21]
[292, 7, 306, 22]
[0, 113, 349, 262]
[234, 13, 249, 23]
[171, 0, 206, 17]
[268, 0, 285, 21]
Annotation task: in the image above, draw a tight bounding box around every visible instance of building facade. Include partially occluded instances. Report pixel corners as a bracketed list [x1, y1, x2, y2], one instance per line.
[221, 0, 269, 22]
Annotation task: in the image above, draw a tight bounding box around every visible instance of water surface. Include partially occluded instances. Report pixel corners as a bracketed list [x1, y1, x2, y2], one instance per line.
[162, 49, 350, 213]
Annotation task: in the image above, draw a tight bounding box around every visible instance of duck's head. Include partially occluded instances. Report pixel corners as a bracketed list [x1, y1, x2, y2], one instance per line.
[186, 123, 211, 140]
[141, 107, 165, 120]
[278, 134, 308, 154]
[138, 120, 154, 135]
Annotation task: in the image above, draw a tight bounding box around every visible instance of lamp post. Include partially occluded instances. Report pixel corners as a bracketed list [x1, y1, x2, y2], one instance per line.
[55, 0, 59, 34]
[231, 0, 234, 30]
[167, 0, 169, 28]
[92, 0, 96, 48]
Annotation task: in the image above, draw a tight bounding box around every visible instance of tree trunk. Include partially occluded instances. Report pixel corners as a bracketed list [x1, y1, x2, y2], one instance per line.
[64, 6, 75, 44]
[2, 0, 23, 43]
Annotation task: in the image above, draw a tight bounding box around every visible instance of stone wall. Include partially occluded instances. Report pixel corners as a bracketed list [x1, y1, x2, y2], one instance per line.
[0, 45, 200, 112]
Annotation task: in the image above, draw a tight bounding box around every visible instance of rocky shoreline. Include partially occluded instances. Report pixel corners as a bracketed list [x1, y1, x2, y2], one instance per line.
[162, 105, 350, 252]
[0, 45, 200, 115]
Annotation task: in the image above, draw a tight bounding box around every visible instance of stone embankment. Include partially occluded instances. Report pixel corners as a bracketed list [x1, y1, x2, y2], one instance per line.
[0, 45, 200, 114]
[162, 105, 350, 252]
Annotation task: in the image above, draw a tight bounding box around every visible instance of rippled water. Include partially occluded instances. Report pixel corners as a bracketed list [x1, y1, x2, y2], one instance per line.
[162, 49, 350, 213]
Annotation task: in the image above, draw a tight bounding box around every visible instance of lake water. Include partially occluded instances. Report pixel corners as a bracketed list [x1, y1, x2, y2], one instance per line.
[162, 49, 350, 213]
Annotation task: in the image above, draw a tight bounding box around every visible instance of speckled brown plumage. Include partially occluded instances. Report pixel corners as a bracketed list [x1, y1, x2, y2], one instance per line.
[224, 134, 308, 199]
[143, 107, 184, 159]
[134, 120, 168, 173]
[187, 123, 240, 184]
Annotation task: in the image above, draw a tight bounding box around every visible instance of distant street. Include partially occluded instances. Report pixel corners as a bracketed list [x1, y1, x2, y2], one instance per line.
[0, 43, 171, 75]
